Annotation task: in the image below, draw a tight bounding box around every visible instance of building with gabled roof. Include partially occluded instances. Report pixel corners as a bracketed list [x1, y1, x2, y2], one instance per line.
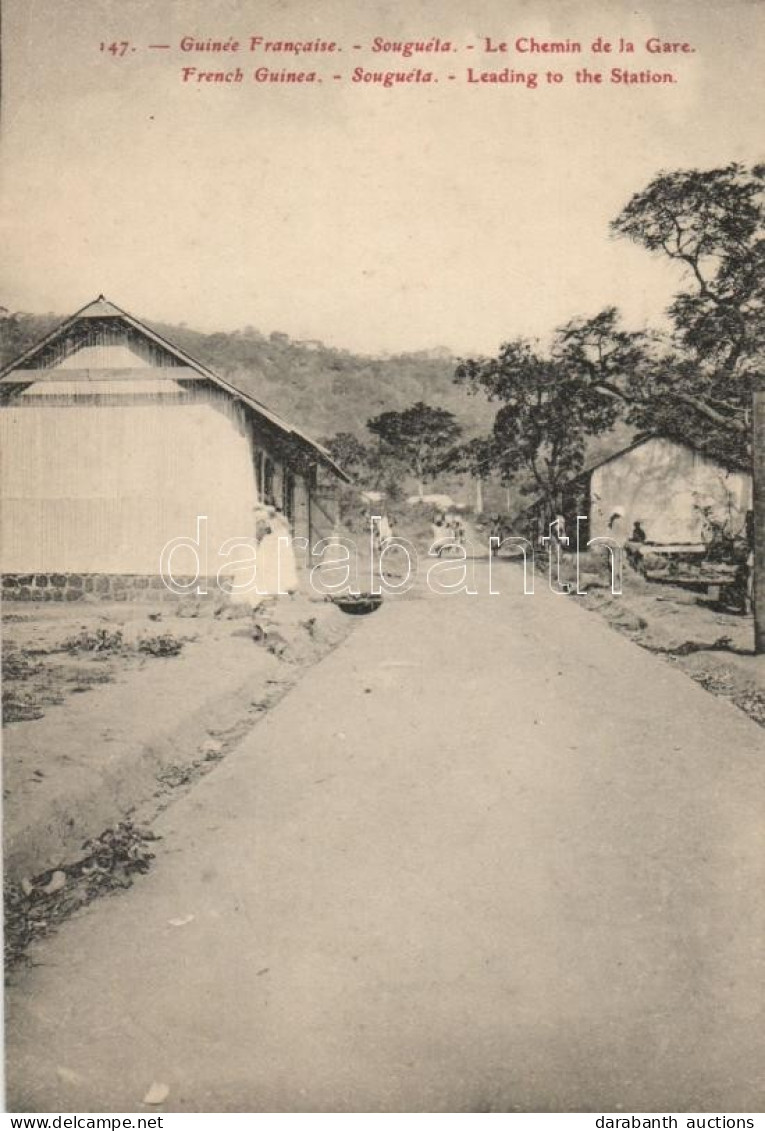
[521, 434, 751, 548]
[0, 296, 348, 596]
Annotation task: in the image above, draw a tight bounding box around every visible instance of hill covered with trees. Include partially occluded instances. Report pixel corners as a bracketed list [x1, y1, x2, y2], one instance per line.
[0, 308, 495, 442]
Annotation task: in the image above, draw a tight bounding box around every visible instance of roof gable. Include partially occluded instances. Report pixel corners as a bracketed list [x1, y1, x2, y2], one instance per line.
[1, 296, 214, 379]
[575, 433, 749, 479]
[0, 296, 349, 481]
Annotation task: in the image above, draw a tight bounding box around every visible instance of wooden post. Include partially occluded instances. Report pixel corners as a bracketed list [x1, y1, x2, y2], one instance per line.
[753, 380, 765, 654]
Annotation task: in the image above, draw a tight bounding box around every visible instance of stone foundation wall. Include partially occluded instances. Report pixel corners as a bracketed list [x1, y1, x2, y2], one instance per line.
[1, 573, 227, 604]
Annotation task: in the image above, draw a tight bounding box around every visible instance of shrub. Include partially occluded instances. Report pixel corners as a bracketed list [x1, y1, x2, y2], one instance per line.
[63, 628, 124, 654]
[137, 633, 183, 658]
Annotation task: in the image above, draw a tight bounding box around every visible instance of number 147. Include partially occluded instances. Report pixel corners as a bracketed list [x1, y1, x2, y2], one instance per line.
[100, 41, 131, 56]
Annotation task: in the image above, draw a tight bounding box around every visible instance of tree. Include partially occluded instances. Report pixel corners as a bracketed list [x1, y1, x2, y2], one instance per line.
[320, 430, 410, 498]
[459, 165, 763, 482]
[366, 402, 462, 497]
[754, 381, 765, 652]
[454, 333, 623, 517]
[320, 432, 373, 481]
[440, 435, 499, 514]
[0, 308, 57, 371]
[610, 162, 764, 453]
[513, 165, 763, 468]
[611, 163, 764, 651]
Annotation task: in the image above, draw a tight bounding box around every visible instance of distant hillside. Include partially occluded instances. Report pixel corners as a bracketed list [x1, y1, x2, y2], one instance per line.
[0, 307, 637, 513]
[149, 320, 500, 442]
[0, 309, 496, 442]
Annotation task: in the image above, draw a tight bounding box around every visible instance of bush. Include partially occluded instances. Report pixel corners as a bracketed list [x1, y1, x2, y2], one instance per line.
[63, 628, 124, 654]
[137, 634, 183, 658]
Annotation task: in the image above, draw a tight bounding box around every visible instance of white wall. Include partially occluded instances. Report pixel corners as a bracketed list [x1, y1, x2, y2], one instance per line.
[589, 438, 752, 545]
[0, 395, 259, 574]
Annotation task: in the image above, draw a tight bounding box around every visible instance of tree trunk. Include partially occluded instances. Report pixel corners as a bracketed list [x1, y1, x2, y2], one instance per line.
[753, 381, 765, 654]
[475, 477, 484, 514]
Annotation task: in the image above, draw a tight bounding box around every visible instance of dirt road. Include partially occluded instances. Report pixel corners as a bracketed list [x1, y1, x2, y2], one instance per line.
[7, 567, 765, 1112]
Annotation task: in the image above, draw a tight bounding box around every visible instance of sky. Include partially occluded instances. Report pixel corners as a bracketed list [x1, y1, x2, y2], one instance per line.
[1, 0, 763, 355]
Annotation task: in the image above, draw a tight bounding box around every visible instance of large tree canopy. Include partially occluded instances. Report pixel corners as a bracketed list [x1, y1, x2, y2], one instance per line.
[610, 162, 764, 450]
[454, 321, 625, 509]
[454, 162, 763, 512]
[366, 402, 462, 496]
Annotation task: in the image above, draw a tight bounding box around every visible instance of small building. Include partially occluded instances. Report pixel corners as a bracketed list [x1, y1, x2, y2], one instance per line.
[0, 296, 348, 598]
[520, 435, 752, 548]
[563, 435, 752, 546]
